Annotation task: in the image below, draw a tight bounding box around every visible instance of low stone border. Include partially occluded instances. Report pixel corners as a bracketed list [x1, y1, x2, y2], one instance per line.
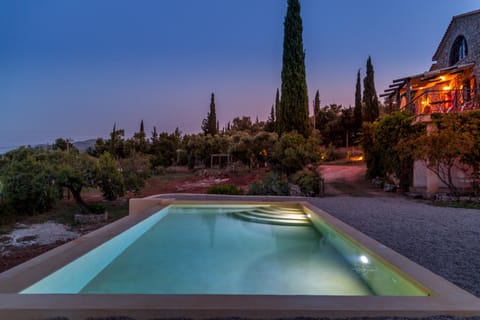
[74, 212, 108, 224]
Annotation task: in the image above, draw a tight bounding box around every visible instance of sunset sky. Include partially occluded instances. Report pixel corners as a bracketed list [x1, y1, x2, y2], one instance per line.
[1, 0, 479, 148]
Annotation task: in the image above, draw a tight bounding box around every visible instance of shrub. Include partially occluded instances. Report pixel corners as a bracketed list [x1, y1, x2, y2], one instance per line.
[88, 203, 106, 214]
[207, 184, 244, 195]
[271, 131, 321, 175]
[291, 169, 324, 197]
[247, 172, 290, 196]
[246, 182, 264, 195]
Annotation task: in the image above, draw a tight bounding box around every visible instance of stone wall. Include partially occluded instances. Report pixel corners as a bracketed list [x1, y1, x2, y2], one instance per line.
[434, 13, 480, 81]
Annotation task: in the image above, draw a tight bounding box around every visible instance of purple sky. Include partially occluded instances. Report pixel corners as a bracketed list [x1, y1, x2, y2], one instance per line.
[1, 0, 479, 147]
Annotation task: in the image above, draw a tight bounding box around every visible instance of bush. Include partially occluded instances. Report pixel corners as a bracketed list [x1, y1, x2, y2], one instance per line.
[291, 169, 324, 197]
[88, 203, 106, 214]
[246, 182, 264, 195]
[247, 172, 290, 196]
[207, 184, 244, 195]
[271, 131, 322, 175]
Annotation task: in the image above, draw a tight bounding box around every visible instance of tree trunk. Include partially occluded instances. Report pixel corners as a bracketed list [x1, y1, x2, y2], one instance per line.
[68, 186, 91, 214]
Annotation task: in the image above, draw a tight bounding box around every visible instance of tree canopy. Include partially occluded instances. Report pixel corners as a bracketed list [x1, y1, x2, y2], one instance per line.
[278, 0, 310, 137]
[202, 93, 218, 135]
[362, 56, 379, 122]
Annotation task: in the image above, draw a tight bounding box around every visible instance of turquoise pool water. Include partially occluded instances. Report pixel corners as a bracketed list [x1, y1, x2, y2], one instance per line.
[22, 204, 428, 296]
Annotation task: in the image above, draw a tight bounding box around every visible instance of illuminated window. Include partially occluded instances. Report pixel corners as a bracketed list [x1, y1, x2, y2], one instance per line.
[449, 35, 468, 66]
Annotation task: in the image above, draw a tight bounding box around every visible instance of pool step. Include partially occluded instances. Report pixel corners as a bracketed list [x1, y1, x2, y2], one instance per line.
[233, 207, 311, 226]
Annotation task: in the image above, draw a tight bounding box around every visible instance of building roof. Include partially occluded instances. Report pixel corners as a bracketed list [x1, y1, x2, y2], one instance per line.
[432, 9, 480, 61]
[380, 63, 474, 98]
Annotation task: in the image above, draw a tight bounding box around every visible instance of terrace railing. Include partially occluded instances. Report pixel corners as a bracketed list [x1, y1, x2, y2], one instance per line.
[407, 88, 480, 115]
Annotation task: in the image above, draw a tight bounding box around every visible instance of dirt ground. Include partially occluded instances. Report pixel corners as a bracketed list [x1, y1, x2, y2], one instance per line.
[319, 163, 386, 196]
[137, 167, 262, 197]
[0, 164, 383, 274]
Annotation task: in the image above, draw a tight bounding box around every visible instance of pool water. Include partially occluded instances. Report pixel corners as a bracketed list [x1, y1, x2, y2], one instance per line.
[22, 205, 428, 296]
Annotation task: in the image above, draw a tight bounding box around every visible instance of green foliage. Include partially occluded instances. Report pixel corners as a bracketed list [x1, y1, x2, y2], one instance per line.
[362, 122, 384, 179]
[264, 105, 276, 132]
[435, 111, 480, 172]
[53, 151, 98, 213]
[108, 123, 127, 158]
[313, 90, 321, 128]
[374, 111, 423, 190]
[53, 138, 77, 152]
[229, 132, 254, 166]
[88, 203, 106, 214]
[354, 69, 363, 131]
[362, 56, 380, 122]
[96, 152, 124, 201]
[186, 134, 230, 168]
[278, 0, 310, 137]
[291, 169, 324, 197]
[0, 147, 60, 216]
[274, 88, 280, 132]
[131, 120, 148, 154]
[227, 113, 264, 134]
[201, 93, 218, 135]
[119, 153, 151, 194]
[150, 130, 181, 169]
[247, 172, 290, 196]
[207, 184, 244, 195]
[271, 131, 321, 175]
[246, 181, 264, 196]
[399, 111, 480, 195]
[323, 143, 337, 162]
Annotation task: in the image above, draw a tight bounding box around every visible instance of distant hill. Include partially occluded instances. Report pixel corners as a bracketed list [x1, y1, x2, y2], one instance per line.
[73, 139, 97, 152]
[0, 139, 98, 155]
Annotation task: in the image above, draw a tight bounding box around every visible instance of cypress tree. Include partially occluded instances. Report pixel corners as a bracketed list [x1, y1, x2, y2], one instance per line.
[363, 56, 379, 122]
[278, 0, 310, 137]
[265, 105, 276, 132]
[354, 69, 363, 130]
[313, 90, 320, 130]
[274, 88, 280, 131]
[201, 93, 218, 135]
[140, 119, 144, 134]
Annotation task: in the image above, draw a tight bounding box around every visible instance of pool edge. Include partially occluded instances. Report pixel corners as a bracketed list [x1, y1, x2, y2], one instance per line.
[0, 195, 479, 319]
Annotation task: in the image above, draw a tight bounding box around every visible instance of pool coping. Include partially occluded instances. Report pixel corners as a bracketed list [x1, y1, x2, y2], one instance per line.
[0, 197, 479, 319]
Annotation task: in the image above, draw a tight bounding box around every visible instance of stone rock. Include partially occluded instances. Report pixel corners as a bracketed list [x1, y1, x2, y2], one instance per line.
[16, 235, 38, 243]
[383, 183, 397, 192]
[371, 177, 384, 188]
[289, 183, 303, 196]
[74, 212, 108, 224]
[0, 235, 12, 245]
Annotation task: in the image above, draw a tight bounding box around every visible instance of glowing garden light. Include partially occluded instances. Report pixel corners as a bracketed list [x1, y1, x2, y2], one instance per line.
[359, 255, 369, 264]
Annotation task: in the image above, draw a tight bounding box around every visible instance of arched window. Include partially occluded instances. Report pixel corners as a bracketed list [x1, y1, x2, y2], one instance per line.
[449, 35, 468, 66]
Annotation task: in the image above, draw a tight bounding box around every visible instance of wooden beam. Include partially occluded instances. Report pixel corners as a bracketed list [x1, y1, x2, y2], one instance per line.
[389, 83, 403, 88]
[379, 93, 395, 98]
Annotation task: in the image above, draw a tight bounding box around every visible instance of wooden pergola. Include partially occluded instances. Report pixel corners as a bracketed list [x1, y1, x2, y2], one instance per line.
[381, 63, 475, 114]
[210, 153, 232, 168]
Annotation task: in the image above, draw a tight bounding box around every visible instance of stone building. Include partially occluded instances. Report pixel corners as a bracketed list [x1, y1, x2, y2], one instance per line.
[382, 9, 480, 115]
[382, 9, 480, 195]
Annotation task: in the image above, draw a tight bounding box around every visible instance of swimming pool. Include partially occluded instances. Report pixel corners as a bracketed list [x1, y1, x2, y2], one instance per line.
[21, 204, 427, 295]
[1, 199, 479, 319]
